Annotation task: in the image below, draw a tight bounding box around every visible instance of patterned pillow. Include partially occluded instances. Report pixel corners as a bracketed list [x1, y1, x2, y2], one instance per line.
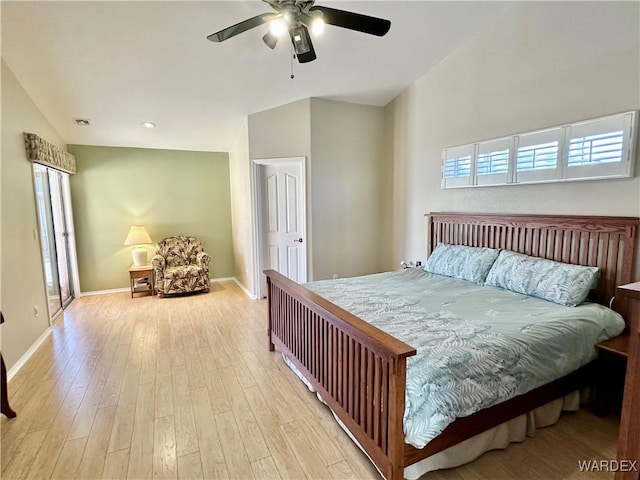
[485, 250, 600, 306]
[424, 244, 500, 285]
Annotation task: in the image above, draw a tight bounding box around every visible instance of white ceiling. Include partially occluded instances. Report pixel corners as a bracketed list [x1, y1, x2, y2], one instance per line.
[2, 1, 508, 152]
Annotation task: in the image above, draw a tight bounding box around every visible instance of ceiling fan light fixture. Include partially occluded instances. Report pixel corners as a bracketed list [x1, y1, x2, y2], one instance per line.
[207, 2, 391, 64]
[291, 26, 311, 54]
[263, 31, 279, 49]
[311, 18, 325, 36]
[282, 10, 294, 24]
[269, 19, 286, 37]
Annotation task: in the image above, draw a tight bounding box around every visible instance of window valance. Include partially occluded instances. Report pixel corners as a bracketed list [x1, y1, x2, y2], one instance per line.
[23, 132, 76, 174]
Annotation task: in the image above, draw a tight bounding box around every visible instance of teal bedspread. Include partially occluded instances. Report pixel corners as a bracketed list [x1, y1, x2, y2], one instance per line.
[304, 269, 624, 449]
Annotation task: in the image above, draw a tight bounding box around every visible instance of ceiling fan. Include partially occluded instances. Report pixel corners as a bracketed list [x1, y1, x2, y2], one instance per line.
[207, 0, 391, 64]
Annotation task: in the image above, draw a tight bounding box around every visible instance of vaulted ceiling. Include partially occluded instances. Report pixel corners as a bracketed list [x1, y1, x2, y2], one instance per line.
[2, 1, 508, 152]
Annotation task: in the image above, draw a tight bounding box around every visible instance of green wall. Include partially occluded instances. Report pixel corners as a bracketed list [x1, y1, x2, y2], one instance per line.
[68, 145, 234, 292]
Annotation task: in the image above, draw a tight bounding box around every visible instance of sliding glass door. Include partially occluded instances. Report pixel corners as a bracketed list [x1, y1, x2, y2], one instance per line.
[34, 164, 75, 318]
[49, 170, 74, 308]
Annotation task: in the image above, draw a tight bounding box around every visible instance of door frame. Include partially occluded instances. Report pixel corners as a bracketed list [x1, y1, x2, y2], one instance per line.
[250, 156, 307, 299]
[32, 164, 79, 324]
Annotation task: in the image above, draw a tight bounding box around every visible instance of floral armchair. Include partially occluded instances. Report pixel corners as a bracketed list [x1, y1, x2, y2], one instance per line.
[152, 236, 211, 297]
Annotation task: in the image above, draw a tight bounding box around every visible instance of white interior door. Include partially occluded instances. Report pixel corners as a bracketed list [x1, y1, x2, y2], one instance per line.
[262, 161, 307, 283]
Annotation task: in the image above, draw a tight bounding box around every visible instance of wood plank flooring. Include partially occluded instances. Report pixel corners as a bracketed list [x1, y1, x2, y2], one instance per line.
[1, 281, 620, 479]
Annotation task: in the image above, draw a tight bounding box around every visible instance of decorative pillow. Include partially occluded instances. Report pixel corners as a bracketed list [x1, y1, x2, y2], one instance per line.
[424, 244, 500, 285]
[484, 250, 600, 306]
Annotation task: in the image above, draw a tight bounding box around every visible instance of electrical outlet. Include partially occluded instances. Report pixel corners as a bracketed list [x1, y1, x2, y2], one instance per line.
[332, 274, 338, 279]
[34, 305, 39, 317]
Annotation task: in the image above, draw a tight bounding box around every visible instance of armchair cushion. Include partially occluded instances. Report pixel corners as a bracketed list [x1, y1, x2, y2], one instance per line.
[153, 236, 211, 297]
[164, 265, 205, 280]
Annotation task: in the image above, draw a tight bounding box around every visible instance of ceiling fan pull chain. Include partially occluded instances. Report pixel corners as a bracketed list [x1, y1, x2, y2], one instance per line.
[290, 42, 296, 79]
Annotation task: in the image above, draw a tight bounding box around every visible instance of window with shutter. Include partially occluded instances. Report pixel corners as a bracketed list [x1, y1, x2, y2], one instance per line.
[442, 145, 474, 188]
[567, 131, 623, 166]
[476, 137, 512, 186]
[517, 142, 558, 170]
[477, 150, 509, 174]
[514, 127, 563, 183]
[444, 156, 471, 178]
[565, 112, 634, 180]
[441, 111, 636, 189]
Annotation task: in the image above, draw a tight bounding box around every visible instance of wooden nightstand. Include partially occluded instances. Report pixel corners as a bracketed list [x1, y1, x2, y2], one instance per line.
[128, 265, 154, 298]
[598, 335, 630, 358]
[615, 282, 640, 479]
[594, 334, 629, 416]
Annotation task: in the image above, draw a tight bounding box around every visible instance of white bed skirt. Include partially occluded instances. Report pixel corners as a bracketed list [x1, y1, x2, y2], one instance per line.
[282, 353, 585, 479]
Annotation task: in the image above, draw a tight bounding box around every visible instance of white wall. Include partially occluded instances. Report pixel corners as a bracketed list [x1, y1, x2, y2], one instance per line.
[248, 99, 312, 160]
[244, 98, 390, 286]
[228, 117, 255, 295]
[247, 99, 313, 287]
[386, 1, 640, 265]
[310, 98, 390, 278]
[1, 60, 64, 369]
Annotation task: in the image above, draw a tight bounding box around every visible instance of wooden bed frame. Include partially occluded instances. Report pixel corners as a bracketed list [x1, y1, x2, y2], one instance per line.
[265, 213, 639, 480]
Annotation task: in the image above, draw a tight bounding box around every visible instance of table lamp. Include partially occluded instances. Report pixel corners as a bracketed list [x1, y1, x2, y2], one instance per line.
[124, 225, 153, 266]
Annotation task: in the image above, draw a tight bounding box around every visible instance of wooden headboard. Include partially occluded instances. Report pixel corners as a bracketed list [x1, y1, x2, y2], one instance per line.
[426, 212, 640, 321]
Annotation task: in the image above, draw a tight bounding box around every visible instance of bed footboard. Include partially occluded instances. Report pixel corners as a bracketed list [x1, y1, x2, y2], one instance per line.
[265, 270, 417, 480]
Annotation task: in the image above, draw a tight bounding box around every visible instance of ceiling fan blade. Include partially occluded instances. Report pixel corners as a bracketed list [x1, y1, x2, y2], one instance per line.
[207, 13, 274, 42]
[289, 25, 317, 63]
[309, 6, 390, 36]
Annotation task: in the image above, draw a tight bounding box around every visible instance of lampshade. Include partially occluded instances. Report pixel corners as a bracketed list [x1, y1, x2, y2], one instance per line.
[124, 225, 152, 267]
[123, 225, 152, 246]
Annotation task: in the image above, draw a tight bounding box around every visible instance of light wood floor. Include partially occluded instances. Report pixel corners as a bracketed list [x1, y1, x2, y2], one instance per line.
[1, 281, 619, 479]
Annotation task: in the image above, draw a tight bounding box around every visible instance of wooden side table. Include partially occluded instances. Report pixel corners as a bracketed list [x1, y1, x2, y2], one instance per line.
[598, 335, 630, 357]
[615, 283, 640, 480]
[594, 335, 629, 416]
[128, 265, 154, 298]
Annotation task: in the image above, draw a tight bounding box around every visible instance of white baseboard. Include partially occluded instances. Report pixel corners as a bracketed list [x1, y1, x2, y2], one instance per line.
[80, 278, 258, 299]
[210, 277, 257, 299]
[232, 278, 258, 300]
[210, 277, 235, 283]
[7, 327, 53, 381]
[78, 287, 129, 297]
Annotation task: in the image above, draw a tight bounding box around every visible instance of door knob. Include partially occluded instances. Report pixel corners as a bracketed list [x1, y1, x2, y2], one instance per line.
[294, 238, 303, 243]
